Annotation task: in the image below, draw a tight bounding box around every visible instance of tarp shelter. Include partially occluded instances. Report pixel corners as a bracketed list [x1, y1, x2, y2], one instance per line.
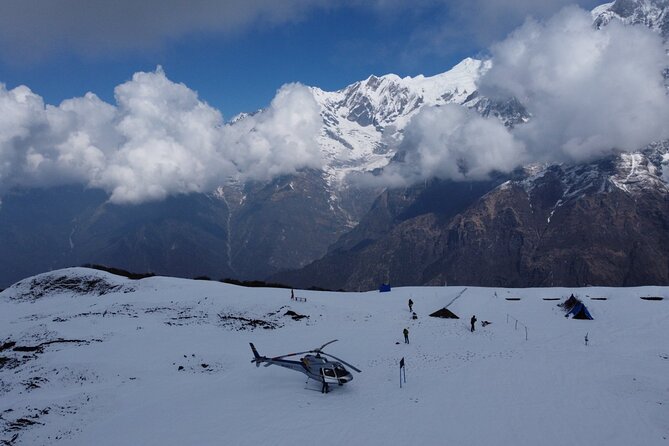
[379, 284, 391, 293]
[566, 302, 593, 320]
[429, 307, 459, 319]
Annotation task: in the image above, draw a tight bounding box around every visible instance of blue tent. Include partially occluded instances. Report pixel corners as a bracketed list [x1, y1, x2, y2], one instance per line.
[379, 284, 392, 293]
[566, 302, 593, 320]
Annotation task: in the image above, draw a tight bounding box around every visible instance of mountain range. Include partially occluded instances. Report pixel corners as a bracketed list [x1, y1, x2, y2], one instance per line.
[1, 0, 668, 290]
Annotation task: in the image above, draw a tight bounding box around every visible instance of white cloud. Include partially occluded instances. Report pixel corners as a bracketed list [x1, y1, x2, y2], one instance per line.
[0, 68, 322, 204]
[483, 6, 669, 163]
[376, 105, 526, 186]
[380, 6, 669, 185]
[221, 83, 323, 182]
[98, 68, 235, 203]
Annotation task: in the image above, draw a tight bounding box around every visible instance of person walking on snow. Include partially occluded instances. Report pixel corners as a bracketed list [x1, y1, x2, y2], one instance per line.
[408, 298, 414, 312]
[470, 315, 477, 332]
[403, 327, 409, 344]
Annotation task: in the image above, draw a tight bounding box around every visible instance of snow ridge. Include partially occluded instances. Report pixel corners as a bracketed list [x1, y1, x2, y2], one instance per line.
[310, 58, 489, 185]
[593, 0, 669, 39]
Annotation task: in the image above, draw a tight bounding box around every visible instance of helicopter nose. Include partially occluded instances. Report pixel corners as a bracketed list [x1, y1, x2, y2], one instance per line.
[338, 373, 353, 384]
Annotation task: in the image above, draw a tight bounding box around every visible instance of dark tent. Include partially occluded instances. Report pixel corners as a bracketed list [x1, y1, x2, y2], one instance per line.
[566, 302, 593, 320]
[379, 284, 391, 293]
[429, 307, 459, 319]
[559, 295, 581, 312]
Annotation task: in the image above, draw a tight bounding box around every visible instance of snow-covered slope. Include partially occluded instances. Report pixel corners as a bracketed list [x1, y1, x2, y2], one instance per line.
[1, 268, 668, 445]
[519, 144, 669, 201]
[593, 0, 669, 39]
[310, 58, 489, 184]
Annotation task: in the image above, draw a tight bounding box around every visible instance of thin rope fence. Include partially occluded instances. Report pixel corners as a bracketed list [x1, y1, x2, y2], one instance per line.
[506, 313, 528, 341]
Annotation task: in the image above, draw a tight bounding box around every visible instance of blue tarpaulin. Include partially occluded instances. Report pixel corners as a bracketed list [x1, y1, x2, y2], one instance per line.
[379, 284, 392, 293]
[567, 302, 593, 320]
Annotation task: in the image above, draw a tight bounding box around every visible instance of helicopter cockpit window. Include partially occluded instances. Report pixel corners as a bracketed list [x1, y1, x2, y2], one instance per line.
[334, 366, 347, 377]
[322, 368, 336, 377]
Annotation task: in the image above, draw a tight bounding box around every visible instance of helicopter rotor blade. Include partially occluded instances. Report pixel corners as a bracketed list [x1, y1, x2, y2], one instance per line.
[316, 339, 338, 352]
[270, 350, 311, 360]
[270, 341, 338, 360]
[320, 352, 362, 373]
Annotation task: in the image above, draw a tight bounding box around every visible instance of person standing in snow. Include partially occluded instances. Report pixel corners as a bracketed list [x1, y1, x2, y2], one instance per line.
[403, 327, 409, 344]
[408, 298, 414, 312]
[470, 315, 477, 332]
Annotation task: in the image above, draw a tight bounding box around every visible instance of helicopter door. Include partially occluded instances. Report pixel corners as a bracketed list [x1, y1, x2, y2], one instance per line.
[321, 367, 338, 384]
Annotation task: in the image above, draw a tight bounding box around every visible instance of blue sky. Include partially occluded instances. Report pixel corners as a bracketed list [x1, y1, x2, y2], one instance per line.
[0, 0, 598, 119]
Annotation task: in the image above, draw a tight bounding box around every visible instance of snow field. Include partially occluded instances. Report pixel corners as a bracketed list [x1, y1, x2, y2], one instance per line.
[1, 268, 668, 445]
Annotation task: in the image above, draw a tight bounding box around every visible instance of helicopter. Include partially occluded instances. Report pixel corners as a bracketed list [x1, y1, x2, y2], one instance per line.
[249, 339, 361, 393]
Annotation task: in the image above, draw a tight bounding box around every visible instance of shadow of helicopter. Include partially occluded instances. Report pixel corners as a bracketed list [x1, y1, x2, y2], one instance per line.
[250, 339, 361, 394]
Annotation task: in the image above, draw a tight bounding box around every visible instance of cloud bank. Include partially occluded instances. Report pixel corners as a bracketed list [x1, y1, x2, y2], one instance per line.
[378, 105, 526, 186]
[0, 68, 322, 204]
[0, 0, 334, 62]
[381, 6, 669, 185]
[484, 6, 669, 162]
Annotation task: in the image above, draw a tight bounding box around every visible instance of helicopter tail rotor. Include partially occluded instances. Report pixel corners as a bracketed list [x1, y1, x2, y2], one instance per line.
[249, 343, 264, 367]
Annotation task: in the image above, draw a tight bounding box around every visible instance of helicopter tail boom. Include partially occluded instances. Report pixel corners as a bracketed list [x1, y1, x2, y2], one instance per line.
[249, 343, 264, 367]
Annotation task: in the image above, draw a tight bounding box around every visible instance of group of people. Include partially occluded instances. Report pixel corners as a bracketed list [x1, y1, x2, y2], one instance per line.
[402, 298, 488, 343]
[403, 299, 415, 343]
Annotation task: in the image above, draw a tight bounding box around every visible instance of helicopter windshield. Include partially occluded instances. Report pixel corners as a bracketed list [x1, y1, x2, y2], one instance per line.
[322, 368, 336, 377]
[334, 365, 348, 377]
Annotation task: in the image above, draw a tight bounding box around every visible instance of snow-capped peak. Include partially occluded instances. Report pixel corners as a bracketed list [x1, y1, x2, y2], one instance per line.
[333, 57, 486, 128]
[309, 58, 488, 186]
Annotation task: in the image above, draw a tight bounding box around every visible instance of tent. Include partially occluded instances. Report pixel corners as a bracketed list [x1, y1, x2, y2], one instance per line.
[379, 284, 391, 293]
[559, 294, 581, 312]
[566, 302, 593, 320]
[429, 307, 459, 319]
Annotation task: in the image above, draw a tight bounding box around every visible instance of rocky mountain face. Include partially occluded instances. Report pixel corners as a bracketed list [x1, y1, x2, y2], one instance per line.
[216, 170, 366, 280]
[0, 187, 236, 286]
[276, 146, 669, 290]
[0, 170, 368, 288]
[433, 149, 669, 287]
